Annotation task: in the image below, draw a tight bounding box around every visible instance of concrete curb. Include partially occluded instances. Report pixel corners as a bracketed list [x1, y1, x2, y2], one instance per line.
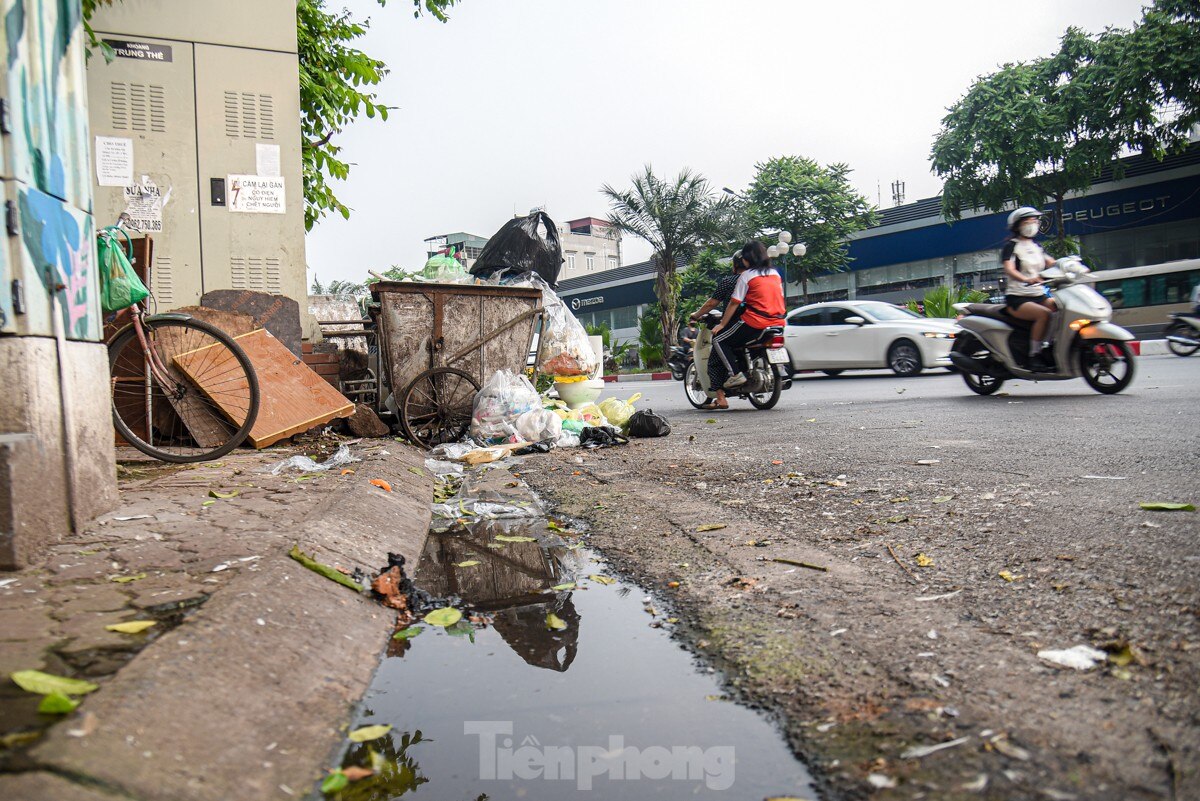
[1132, 338, 1168, 356]
[602, 372, 674, 383]
[23, 448, 431, 801]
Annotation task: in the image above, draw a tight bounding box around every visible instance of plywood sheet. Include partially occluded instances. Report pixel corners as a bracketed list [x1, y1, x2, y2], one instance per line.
[175, 329, 353, 449]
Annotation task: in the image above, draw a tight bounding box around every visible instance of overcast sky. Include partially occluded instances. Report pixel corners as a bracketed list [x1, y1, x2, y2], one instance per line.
[305, 0, 1147, 284]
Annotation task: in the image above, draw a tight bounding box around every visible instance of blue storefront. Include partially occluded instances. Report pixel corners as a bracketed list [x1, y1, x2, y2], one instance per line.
[560, 142, 1200, 322]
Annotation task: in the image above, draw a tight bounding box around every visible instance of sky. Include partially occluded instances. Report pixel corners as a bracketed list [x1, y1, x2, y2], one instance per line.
[304, 0, 1147, 285]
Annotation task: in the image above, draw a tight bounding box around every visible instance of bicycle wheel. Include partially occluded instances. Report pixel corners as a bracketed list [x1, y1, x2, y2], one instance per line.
[109, 317, 260, 463]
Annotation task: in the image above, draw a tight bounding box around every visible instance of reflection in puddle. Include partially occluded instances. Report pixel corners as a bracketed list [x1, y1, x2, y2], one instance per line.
[332, 514, 814, 800]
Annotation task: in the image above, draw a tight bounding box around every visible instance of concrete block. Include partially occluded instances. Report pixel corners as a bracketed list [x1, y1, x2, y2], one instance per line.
[0, 433, 70, 569]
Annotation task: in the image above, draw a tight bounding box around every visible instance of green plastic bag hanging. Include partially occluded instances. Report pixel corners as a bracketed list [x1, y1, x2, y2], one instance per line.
[422, 247, 468, 282]
[97, 226, 149, 313]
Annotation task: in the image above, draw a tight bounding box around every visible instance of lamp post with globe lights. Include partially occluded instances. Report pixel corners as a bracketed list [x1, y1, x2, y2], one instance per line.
[767, 232, 806, 309]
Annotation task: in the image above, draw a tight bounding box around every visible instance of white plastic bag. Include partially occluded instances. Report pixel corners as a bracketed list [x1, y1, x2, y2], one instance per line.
[514, 408, 563, 443]
[470, 370, 541, 443]
[266, 444, 360, 475]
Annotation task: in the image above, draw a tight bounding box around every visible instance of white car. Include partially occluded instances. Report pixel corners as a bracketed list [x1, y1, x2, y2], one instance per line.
[783, 301, 959, 377]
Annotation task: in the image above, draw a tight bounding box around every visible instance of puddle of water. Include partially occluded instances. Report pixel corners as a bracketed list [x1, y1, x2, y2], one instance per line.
[330, 510, 815, 800]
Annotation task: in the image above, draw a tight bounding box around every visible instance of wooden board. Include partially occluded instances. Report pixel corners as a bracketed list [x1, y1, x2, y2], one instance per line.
[174, 329, 353, 449]
[199, 290, 303, 356]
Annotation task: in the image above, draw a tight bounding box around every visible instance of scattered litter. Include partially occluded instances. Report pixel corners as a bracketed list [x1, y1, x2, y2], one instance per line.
[267, 444, 360, 475]
[916, 588, 963, 602]
[960, 774, 988, 792]
[867, 773, 898, 788]
[830, 628, 847, 637]
[0, 578, 17, 588]
[915, 553, 935, 567]
[370, 478, 393, 492]
[1082, 475, 1127, 480]
[932, 495, 954, 504]
[105, 620, 156, 634]
[927, 629, 938, 640]
[288, 545, 363, 593]
[546, 612, 568, 630]
[494, 535, 536, 543]
[915, 459, 941, 466]
[1139, 501, 1194, 512]
[109, 572, 147, 584]
[588, 574, 616, 586]
[769, 557, 828, 572]
[424, 608, 462, 627]
[696, 523, 726, 532]
[208, 489, 239, 499]
[998, 570, 1020, 582]
[454, 560, 480, 568]
[67, 711, 98, 738]
[1037, 645, 1108, 670]
[900, 735, 970, 759]
[990, 735, 1031, 761]
[112, 515, 151, 521]
[429, 443, 475, 461]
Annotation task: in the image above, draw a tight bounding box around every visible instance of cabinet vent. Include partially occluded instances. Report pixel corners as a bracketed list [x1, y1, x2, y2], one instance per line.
[230, 255, 282, 293]
[111, 82, 166, 133]
[152, 255, 173, 305]
[223, 92, 275, 140]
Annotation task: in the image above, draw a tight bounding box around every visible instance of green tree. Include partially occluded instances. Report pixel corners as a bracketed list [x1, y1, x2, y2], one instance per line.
[602, 167, 733, 349]
[746, 156, 876, 304]
[310, 275, 368, 297]
[637, 306, 664, 370]
[677, 248, 726, 322]
[905, 285, 988, 319]
[930, 1, 1200, 256]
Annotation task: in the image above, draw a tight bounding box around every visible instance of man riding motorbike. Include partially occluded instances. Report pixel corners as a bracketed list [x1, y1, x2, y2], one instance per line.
[1001, 207, 1057, 371]
[712, 240, 787, 391]
[688, 251, 748, 410]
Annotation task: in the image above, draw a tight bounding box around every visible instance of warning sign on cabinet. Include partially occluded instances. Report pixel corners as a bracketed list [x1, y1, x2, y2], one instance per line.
[227, 175, 286, 214]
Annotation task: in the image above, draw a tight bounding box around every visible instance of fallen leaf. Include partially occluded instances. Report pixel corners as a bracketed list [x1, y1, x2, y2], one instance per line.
[885, 515, 909, 524]
[321, 770, 349, 793]
[208, 489, 239, 499]
[771, 460, 783, 465]
[890, 496, 910, 503]
[105, 620, 156, 634]
[289, 546, 364, 593]
[705, 418, 717, 424]
[546, 612, 568, 630]
[340, 469, 356, 476]
[370, 479, 393, 492]
[915, 459, 941, 466]
[109, 572, 147, 584]
[487, 542, 506, 549]
[11, 670, 98, 697]
[423, 608, 462, 627]
[998, 570, 1018, 582]
[38, 692, 80, 714]
[494, 535, 536, 543]
[454, 560, 480, 568]
[587, 574, 616, 585]
[392, 626, 422, 640]
[341, 766, 374, 782]
[347, 724, 392, 743]
[932, 495, 954, 504]
[806, 418, 817, 423]
[550, 582, 576, 591]
[696, 523, 726, 532]
[915, 553, 934, 567]
[667, 581, 680, 588]
[1139, 502, 1194, 511]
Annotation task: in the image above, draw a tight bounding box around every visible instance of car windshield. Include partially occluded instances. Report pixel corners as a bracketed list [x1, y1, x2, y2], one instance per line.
[854, 303, 922, 322]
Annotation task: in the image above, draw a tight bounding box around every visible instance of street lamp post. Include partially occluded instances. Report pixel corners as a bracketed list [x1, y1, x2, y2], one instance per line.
[767, 233, 806, 309]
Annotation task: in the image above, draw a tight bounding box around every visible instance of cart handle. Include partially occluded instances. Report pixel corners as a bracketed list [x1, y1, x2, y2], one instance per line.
[443, 306, 545, 367]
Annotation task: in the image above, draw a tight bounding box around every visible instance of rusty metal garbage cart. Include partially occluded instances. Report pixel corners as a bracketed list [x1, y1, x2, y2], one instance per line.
[369, 282, 543, 448]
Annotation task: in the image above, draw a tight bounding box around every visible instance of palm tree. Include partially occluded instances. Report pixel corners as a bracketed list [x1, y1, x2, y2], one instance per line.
[602, 166, 732, 348]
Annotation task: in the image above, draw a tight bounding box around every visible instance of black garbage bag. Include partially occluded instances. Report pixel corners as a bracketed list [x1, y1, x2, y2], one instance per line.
[579, 425, 629, 449]
[469, 211, 563, 288]
[627, 409, 671, 438]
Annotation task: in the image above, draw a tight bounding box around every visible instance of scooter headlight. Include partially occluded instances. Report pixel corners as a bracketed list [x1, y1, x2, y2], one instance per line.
[1069, 318, 1091, 331]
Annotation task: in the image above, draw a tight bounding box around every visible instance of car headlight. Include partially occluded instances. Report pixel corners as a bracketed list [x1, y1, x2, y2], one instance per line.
[922, 331, 953, 339]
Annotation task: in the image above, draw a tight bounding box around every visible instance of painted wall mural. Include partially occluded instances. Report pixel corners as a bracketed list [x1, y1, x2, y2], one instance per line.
[2, 0, 100, 341]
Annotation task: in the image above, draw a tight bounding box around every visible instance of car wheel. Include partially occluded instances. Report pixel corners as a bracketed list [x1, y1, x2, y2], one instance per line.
[821, 369, 844, 377]
[888, 340, 922, 377]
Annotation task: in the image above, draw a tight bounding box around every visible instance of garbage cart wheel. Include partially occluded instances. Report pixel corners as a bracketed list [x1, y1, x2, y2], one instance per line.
[400, 367, 480, 449]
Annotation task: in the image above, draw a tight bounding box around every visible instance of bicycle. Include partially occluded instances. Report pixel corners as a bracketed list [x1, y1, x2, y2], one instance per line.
[104, 221, 260, 463]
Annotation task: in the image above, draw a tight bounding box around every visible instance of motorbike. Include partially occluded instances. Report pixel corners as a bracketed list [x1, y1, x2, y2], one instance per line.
[667, 344, 692, 381]
[949, 257, 1137, 395]
[683, 312, 790, 410]
[1165, 311, 1200, 357]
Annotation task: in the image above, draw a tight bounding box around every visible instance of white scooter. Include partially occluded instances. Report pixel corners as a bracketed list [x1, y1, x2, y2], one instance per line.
[949, 258, 1136, 395]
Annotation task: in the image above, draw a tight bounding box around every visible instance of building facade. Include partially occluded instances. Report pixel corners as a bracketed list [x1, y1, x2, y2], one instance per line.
[557, 145, 1200, 334]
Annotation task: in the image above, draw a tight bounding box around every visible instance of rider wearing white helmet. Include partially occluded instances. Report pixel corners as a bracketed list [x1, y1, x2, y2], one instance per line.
[1001, 207, 1057, 371]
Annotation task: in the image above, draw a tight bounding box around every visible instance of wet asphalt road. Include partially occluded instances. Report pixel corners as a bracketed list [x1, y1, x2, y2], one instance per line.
[601, 355, 1197, 493]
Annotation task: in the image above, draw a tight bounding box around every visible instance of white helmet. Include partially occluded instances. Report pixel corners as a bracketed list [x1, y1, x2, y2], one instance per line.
[1007, 206, 1042, 232]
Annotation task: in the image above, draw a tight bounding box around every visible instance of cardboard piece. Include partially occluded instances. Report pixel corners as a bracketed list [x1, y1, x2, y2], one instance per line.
[174, 329, 352, 449]
[199, 289, 303, 356]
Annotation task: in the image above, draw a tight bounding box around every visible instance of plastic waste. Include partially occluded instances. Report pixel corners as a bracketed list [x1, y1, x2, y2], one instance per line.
[627, 409, 672, 438]
[429, 442, 475, 461]
[538, 301, 599, 377]
[1037, 645, 1109, 670]
[266, 444, 361, 475]
[424, 458, 464, 477]
[597, 392, 641, 429]
[515, 408, 563, 443]
[470, 370, 542, 443]
[469, 211, 563, 288]
[579, 425, 629, 449]
[422, 248, 468, 282]
[555, 431, 581, 448]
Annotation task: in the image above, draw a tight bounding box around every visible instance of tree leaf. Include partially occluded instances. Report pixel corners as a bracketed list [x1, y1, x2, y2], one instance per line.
[321, 770, 349, 793]
[696, 523, 726, 532]
[341, 766, 374, 782]
[11, 670, 98, 696]
[932, 495, 954, 504]
[347, 724, 392, 743]
[208, 489, 239, 499]
[109, 572, 146, 584]
[1139, 502, 1194, 511]
[494, 535, 535, 543]
[546, 612, 568, 630]
[915, 553, 935, 567]
[370, 478, 392, 492]
[454, 560, 480, 568]
[587, 574, 616, 585]
[423, 607, 462, 627]
[392, 626, 422, 640]
[38, 692, 80, 714]
[550, 582, 576, 591]
[105, 620, 157, 634]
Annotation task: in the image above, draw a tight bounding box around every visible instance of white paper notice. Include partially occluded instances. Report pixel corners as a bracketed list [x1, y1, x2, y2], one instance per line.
[227, 175, 286, 214]
[255, 143, 281, 177]
[122, 178, 164, 232]
[96, 136, 133, 186]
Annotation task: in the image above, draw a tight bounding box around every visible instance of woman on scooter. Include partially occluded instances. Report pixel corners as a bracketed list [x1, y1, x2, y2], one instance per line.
[1002, 207, 1057, 371]
[713, 241, 787, 391]
[689, 251, 748, 410]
